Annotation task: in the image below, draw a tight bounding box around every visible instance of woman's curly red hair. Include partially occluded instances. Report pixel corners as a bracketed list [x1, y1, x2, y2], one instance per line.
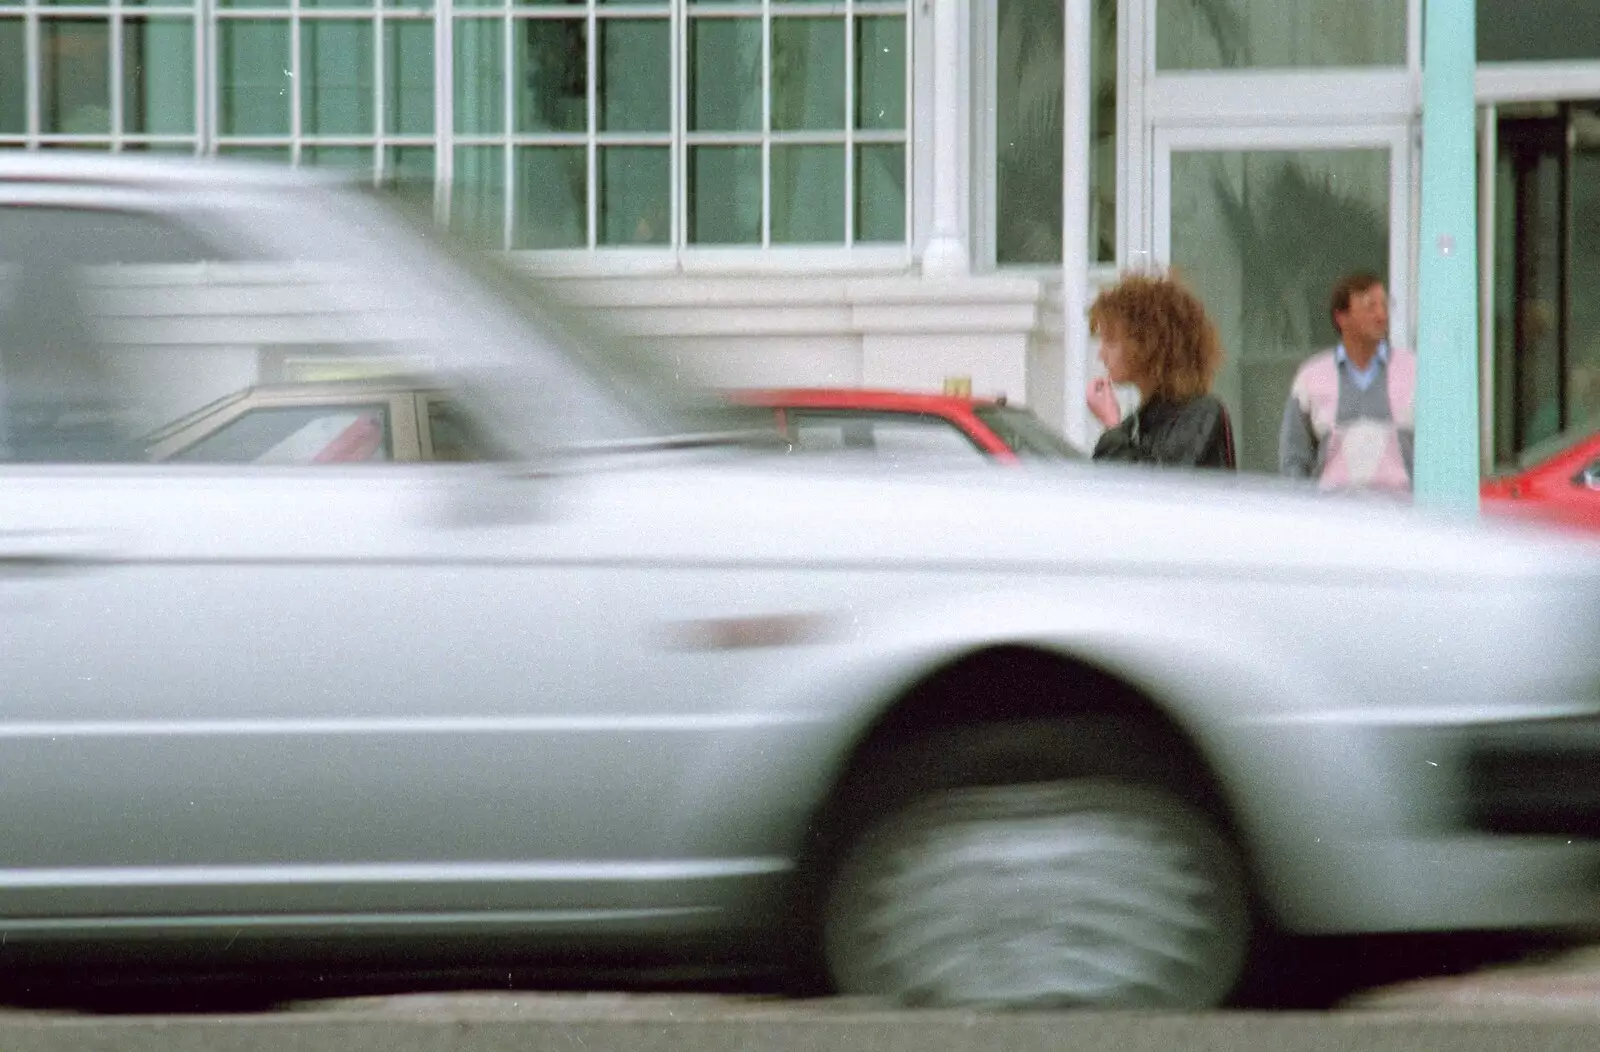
[1088, 271, 1224, 403]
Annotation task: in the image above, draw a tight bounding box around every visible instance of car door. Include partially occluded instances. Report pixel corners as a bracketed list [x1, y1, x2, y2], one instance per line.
[0, 186, 759, 928]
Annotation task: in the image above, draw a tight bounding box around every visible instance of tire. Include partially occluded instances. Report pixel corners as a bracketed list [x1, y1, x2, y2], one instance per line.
[817, 719, 1252, 1009]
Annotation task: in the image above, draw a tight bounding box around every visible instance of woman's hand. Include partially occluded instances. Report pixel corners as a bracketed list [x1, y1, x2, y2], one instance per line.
[1087, 377, 1122, 429]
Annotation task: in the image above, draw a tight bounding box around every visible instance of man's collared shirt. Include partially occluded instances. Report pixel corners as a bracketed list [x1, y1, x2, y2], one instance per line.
[1335, 339, 1390, 392]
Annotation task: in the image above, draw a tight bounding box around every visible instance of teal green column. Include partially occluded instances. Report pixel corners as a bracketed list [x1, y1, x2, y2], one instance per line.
[1414, 0, 1481, 512]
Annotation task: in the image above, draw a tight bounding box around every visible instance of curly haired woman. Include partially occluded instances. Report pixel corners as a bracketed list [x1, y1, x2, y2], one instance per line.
[1085, 271, 1236, 470]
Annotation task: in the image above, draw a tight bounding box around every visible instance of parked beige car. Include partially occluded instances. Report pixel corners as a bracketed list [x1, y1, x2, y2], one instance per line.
[144, 380, 483, 464]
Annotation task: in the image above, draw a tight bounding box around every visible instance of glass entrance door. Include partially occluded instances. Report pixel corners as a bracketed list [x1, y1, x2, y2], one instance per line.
[1492, 102, 1600, 467]
[1154, 125, 1412, 474]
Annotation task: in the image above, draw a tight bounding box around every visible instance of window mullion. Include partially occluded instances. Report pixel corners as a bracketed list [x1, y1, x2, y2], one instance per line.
[501, 4, 512, 249]
[844, 0, 856, 246]
[373, 8, 384, 183]
[197, 0, 212, 153]
[25, 6, 38, 141]
[435, 0, 452, 225]
[289, 0, 302, 162]
[760, 0, 770, 246]
[587, 1, 597, 248]
[671, 0, 683, 250]
[111, 2, 124, 148]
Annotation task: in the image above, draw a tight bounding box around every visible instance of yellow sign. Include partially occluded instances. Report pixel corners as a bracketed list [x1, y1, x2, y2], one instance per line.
[943, 375, 972, 398]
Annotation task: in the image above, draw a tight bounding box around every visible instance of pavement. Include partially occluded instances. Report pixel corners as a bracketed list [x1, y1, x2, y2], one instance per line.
[1346, 943, 1600, 1015]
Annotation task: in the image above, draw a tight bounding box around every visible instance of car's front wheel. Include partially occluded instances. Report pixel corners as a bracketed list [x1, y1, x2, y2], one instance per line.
[819, 720, 1252, 1009]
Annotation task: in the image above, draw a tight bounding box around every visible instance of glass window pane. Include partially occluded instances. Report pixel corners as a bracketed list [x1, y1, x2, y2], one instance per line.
[302, 20, 374, 136]
[304, 0, 373, 9]
[515, 18, 586, 133]
[42, 19, 111, 135]
[600, 19, 669, 132]
[1156, 0, 1404, 70]
[994, 0, 1058, 264]
[219, 0, 284, 9]
[384, 144, 435, 202]
[772, 144, 842, 243]
[452, 145, 506, 246]
[304, 145, 373, 173]
[600, 146, 669, 245]
[512, 146, 586, 248]
[771, 17, 843, 132]
[124, 18, 196, 136]
[219, 20, 291, 135]
[0, 20, 24, 134]
[855, 16, 903, 131]
[219, 145, 291, 162]
[454, 18, 504, 134]
[386, 0, 431, 10]
[1169, 149, 1390, 473]
[170, 405, 393, 463]
[385, 21, 434, 134]
[123, 143, 199, 153]
[689, 18, 760, 132]
[1568, 149, 1600, 428]
[1091, 0, 1115, 262]
[1480, 0, 1600, 62]
[688, 145, 760, 244]
[1492, 119, 1572, 457]
[855, 143, 904, 242]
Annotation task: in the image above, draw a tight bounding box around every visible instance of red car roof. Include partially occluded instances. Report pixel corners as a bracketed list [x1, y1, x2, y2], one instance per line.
[727, 387, 1005, 412]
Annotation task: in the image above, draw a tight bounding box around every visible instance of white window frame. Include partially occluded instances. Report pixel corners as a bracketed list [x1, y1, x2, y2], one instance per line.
[1, 0, 207, 151]
[1127, 0, 1423, 276]
[209, 2, 436, 183]
[454, 0, 920, 271]
[973, 0, 1118, 274]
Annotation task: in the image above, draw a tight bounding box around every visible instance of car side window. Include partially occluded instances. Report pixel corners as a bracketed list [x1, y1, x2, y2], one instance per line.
[168, 405, 394, 464]
[0, 203, 505, 467]
[425, 399, 498, 462]
[0, 206, 238, 463]
[788, 412, 989, 462]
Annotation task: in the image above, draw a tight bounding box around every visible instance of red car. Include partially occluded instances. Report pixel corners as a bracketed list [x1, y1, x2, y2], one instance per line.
[728, 388, 1083, 464]
[1482, 424, 1600, 535]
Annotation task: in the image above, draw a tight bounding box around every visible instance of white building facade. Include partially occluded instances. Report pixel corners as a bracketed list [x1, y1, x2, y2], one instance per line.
[3, 0, 1599, 466]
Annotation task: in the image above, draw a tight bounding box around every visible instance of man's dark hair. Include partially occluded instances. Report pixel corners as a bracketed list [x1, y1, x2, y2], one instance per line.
[1329, 271, 1384, 335]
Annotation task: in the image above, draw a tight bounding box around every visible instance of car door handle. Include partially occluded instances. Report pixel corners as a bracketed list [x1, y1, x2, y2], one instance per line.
[0, 532, 114, 576]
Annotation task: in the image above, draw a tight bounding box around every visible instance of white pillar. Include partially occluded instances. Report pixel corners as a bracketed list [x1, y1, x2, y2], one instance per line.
[1061, 0, 1093, 448]
[920, 0, 969, 276]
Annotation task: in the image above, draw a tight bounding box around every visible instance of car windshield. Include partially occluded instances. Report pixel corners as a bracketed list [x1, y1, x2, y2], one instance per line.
[972, 405, 1083, 460]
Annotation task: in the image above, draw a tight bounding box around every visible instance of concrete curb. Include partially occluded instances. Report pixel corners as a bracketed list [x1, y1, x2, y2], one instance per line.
[10, 1008, 1600, 1052]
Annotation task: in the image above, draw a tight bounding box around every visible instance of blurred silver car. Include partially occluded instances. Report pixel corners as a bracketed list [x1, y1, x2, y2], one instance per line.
[1, 154, 1599, 1009]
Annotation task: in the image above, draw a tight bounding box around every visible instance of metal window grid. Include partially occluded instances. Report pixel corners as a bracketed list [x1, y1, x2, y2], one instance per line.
[448, 0, 908, 250]
[2, 0, 910, 251]
[2, 0, 205, 152]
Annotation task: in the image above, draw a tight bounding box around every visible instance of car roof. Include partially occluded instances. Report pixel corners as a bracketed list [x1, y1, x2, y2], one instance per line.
[0, 151, 346, 193]
[727, 387, 1006, 413]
